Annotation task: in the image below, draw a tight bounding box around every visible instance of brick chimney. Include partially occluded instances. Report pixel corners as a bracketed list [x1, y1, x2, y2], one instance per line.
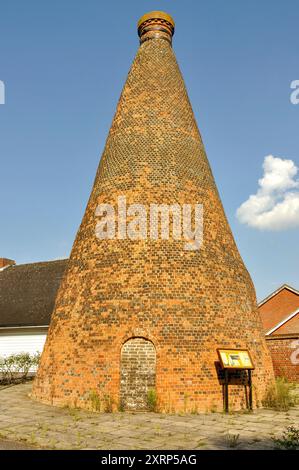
[0, 258, 16, 269]
[32, 10, 274, 413]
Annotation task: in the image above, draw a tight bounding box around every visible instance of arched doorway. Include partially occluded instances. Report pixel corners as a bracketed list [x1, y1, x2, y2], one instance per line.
[120, 337, 156, 411]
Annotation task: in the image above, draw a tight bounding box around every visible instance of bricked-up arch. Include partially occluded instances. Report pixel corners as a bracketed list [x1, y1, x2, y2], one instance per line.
[120, 338, 156, 410]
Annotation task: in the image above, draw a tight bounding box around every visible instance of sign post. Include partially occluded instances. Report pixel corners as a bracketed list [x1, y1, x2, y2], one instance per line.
[248, 369, 253, 411]
[224, 368, 229, 413]
[217, 348, 255, 413]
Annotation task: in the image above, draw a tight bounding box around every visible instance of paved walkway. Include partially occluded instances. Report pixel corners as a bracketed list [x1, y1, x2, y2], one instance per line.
[0, 438, 36, 450]
[0, 383, 298, 450]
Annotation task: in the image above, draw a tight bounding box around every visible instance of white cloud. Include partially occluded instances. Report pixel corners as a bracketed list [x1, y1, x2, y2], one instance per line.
[236, 155, 299, 230]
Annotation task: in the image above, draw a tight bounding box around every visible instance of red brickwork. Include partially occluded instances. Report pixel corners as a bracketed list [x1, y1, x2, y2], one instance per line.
[266, 336, 299, 382]
[274, 314, 299, 335]
[259, 287, 299, 332]
[32, 13, 274, 412]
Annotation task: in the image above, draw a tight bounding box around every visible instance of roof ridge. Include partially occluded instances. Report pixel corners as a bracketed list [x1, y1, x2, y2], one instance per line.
[258, 283, 299, 306]
[13, 259, 68, 268]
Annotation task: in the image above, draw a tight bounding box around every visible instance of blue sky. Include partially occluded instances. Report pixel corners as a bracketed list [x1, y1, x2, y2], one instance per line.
[0, 0, 298, 301]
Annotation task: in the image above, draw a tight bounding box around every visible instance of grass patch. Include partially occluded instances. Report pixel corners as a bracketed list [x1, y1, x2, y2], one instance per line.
[225, 433, 240, 448]
[197, 440, 206, 447]
[103, 394, 114, 413]
[262, 377, 297, 411]
[147, 388, 157, 412]
[89, 390, 102, 412]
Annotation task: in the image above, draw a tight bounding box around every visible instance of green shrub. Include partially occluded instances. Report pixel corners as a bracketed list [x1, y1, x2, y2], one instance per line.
[262, 377, 297, 411]
[273, 426, 299, 449]
[0, 352, 40, 384]
[147, 388, 157, 412]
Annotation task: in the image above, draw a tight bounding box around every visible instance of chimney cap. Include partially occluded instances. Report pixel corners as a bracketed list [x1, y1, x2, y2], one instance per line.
[137, 11, 175, 44]
[137, 11, 175, 29]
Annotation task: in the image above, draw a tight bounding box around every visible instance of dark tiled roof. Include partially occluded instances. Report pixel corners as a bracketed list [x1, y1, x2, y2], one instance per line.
[0, 259, 68, 327]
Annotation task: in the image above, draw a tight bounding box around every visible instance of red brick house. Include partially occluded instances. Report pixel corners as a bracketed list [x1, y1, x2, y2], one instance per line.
[259, 285, 299, 381]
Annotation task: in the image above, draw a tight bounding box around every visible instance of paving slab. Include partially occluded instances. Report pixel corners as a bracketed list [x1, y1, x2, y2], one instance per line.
[0, 383, 298, 450]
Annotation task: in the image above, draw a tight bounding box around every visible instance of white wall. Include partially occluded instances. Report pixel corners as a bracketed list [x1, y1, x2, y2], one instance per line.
[0, 327, 48, 371]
